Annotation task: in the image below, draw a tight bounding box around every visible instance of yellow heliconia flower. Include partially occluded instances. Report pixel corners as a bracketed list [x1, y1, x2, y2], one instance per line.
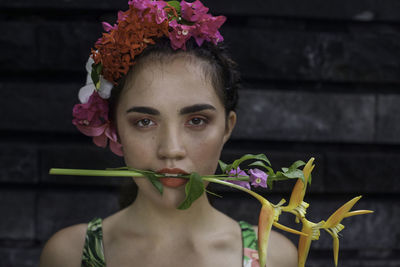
[297, 218, 325, 267]
[258, 201, 308, 267]
[258, 202, 274, 267]
[281, 158, 315, 220]
[322, 196, 374, 267]
[207, 178, 307, 267]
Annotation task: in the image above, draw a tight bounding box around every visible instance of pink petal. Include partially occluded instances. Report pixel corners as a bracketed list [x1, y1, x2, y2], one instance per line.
[76, 124, 107, 137]
[109, 140, 124, 156]
[102, 22, 116, 32]
[93, 134, 107, 148]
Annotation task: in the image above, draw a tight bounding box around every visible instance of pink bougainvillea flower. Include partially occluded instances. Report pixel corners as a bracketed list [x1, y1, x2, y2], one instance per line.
[102, 22, 117, 32]
[227, 167, 250, 189]
[128, 0, 151, 10]
[117, 10, 128, 23]
[101, 10, 128, 32]
[181, 0, 209, 22]
[192, 14, 226, 46]
[72, 91, 109, 128]
[169, 20, 195, 50]
[249, 168, 268, 188]
[128, 0, 167, 24]
[93, 124, 124, 156]
[152, 1, 168, 24]
[72, 91, 123, 156]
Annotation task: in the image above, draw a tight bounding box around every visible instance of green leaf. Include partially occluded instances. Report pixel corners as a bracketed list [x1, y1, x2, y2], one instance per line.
[231, 154, 271, 169]
[218, 160, 229, 173]
[282, 169, 304, 179]
[278, 160, 307, 184]
[166, 0, 181, 15]
[248, 161, 269, 170]
[264, 166, 275, 175]
[135, 170, 163, 195]
[267, 171, 290, 188]
[91, 63, 103, 89]
[178, 172, 205, 210]
[289, 160, 306, 170]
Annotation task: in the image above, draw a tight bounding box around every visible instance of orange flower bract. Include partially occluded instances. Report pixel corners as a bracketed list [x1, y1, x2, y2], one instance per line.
[91, 5, 169, 83]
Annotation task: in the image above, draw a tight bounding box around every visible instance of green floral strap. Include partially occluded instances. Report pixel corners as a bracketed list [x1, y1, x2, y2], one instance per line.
[81, 218, 106, 267]
[239, 221, 258, 250]
[239, 220, 258, 264]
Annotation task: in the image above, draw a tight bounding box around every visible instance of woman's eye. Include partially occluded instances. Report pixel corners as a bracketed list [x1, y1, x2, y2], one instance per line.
[136, 118, 155, 127]
[187, 117, 207, 126]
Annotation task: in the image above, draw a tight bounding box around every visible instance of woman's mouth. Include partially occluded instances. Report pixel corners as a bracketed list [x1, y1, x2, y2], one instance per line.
[156, 168, 189, 188]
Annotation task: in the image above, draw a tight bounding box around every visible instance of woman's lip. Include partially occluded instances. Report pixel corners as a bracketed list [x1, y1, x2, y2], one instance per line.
[156, 168, 189, 188]
[159, 177, 187, 188]
[156, 168, 189, 175]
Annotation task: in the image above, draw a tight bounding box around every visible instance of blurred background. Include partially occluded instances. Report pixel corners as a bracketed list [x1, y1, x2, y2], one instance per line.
[1, 0, 400, 266]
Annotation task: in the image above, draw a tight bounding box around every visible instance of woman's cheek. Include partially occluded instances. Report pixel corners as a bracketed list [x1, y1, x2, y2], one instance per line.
[122, 137, 154, 169]
[189, 130, 224, 174]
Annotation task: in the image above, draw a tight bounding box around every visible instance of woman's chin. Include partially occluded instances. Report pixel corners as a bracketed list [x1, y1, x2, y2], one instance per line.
[158, 186, 188, 209]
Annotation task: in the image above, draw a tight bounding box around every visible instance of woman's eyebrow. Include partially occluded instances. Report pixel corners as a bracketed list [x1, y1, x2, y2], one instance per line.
[126, 106, 160, 115]
[179, 104, 216, 115]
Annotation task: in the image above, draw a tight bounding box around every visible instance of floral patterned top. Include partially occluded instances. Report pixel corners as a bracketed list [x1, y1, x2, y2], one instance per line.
[81, 218, 260, 267]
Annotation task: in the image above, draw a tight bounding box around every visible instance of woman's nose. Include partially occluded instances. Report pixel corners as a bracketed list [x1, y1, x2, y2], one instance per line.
[157, 126, 186, 160]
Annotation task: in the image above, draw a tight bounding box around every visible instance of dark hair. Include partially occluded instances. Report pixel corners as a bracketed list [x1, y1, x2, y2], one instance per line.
[113, 38, 240, 209]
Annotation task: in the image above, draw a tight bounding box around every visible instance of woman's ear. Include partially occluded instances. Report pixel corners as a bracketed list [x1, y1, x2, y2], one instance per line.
[223, 111, 237, 144]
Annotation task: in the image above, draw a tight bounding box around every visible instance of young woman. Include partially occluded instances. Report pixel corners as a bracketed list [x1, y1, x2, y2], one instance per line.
[39, 1, 298, 266]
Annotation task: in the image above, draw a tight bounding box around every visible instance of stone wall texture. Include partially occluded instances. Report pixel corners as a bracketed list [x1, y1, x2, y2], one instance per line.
[1, 0, 400, 266]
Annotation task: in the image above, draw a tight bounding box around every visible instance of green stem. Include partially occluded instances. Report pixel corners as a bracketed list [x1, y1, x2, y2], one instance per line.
[204, 178, 266, 204]
[49, 168, 249, 181]
[49, 168, 144, 177]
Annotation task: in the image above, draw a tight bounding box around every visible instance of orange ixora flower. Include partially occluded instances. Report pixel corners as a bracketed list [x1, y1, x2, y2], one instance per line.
[91, 4, 169, 83]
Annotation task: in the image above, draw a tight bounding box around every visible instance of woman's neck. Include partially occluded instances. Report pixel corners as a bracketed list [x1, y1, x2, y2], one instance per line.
[124, 190, 220, 237]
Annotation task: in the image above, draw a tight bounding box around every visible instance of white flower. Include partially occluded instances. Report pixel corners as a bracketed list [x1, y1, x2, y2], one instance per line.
[78, 56, 113, 103]
[78, 83, 95, 104]
[98, 76, 113, 99]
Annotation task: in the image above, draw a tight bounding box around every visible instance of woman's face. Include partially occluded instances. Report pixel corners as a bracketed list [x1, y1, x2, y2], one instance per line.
[116, 55, 236, 207]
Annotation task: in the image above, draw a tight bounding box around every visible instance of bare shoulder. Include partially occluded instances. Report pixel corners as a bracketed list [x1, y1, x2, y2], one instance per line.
[39, 223, 88, 267]
[253, 226, 298, 267]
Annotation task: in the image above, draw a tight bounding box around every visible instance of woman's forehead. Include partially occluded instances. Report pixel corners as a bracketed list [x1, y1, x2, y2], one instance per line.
[122, 57, 214, 98]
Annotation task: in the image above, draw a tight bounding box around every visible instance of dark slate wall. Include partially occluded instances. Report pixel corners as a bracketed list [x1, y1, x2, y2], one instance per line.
[1, 1, 400, 266]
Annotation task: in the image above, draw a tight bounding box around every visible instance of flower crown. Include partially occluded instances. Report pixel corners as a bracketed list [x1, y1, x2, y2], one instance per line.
[72, 0, 226, 156]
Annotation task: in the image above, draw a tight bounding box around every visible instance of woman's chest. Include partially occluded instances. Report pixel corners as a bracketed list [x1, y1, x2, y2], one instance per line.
[104, 236, 243, 267]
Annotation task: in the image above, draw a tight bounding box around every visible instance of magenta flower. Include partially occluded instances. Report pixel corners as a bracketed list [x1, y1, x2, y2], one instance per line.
[249, 168, 268, 188]
[169, 20, 195, 50]
[72, 91, 109, 128]
[117, 10, 129, 23]
[101, 10, 127, 32]
[180, 0, 226, 47]
[72, 92, 123, 156]
[128, 0, 167, 24]
[102, 22, 117, 32]
[191, 14, 226, 46]
[228, 167, 250, 189]
[128, 0, 151, 10]
[181, 0, 209, 22]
